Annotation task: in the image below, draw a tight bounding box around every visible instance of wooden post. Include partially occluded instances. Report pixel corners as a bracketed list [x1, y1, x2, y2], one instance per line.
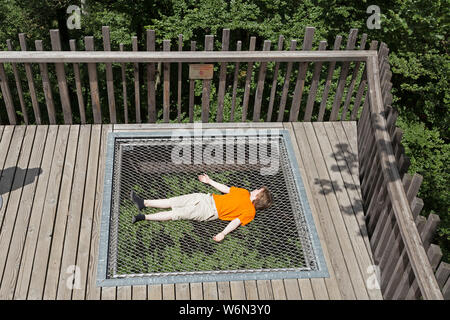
[146, 30, 157, 123]
[253, 40, 271, 122]
[6, 39, 28, 124]
[85, 36, 102, 124]
[19, 33, 42, 124]
[35, 40, 57, 124]
[304, 40, 327, 121]
[241, 36, 256, 121]
[289, 26, 315, 122]
[49, 30, 72, 124]
[188, 41, 196, 123]
[0, 63, 17, 124]
[266, 35, 284, 122]
[201, 35, 214, 123]
[119, 43, 128, 124]
[177, 34, 183, 122]
[277, 40, 297, 122]
[102, 26, 117, 124]
[329, 28, 358, 121]
[230, 40, 241, 122]
[163, 39, 171, 123]
[69, 40, 87, 124]
[318, 35, 342, 121]
[132, 36, 141, 123]
[216, 29, 230, 122]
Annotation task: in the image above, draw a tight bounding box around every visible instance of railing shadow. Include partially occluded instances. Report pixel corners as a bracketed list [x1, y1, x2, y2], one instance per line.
[0, 167, 43, 195]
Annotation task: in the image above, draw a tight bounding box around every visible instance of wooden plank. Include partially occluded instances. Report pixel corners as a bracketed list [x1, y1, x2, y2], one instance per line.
[35, 40, 57, 124]
[132, 285, 147, 300]
[175, 283, 190, 300]
[201, 36, 214, 123]
[289, 26, 315, 121]
[341, 34, 367, 120]
[133, 36, 142, 123]
[252, 40, 271, 122]
[117, 286, 132, 300]
[85, 36, 102, 124]
[177, 34, 183, 122]
[188, 41, 196, 123]
[203, 282, 218, 300]
[18, 33, 41, 124]
[266, 35, 284, 122]
[189, 283, 203, 300]
[101, 287, 116, 300]
[277, 40, 297, 122]
[329, 29, 358, 121]
[283, 279, 301, 300]
[244, 280, 258, 300]
[0, 125, 46, 299]
[216, 29, 230, 123]
[119, 44, 128, 123]
[70, 40, 86, 124]
[13, 125, 57, 299]
[0, 126, 37, 292]
[0, 63, 17, 125]
[49, 30, 72, 124]
[102, 26, 117, 124]
[26, 125, 70, 299]
[0, 50, 374, 63]
[229, 281, 246, 300]
[319, 122, 382, 299]
[162, 284, 175, 300]
[86, 124, 112, 300]
[0, 126, 26, 229]
[217, 281, 231, 300]
[298, 279, 315, 300]
[304, 40, 327, 121]
[44, 125, 82, 300]
[292, 122, 357, 299]
[366, 55, 442, 299]
[72, 125, 102, 300]
[148, 285, 162, 300]
[256, 280, 274, 300]
[6, 39, 28, 124]
[230, 41, 241, 122]
[241, 36, 256, 121]
[146, 30, 157, 123]
[318, 35, 342, 121]
[271, 279, 286, 300]
[53, 125, 91, 300]
[435, 262, 450, 290]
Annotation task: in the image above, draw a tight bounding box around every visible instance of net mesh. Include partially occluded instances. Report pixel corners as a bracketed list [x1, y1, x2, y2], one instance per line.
[106, 133, 318, 279]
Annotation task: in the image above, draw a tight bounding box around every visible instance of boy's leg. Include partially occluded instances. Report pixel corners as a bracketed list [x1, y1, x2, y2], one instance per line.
[144, 199, 172, 209]
[132, 210, 175, 223]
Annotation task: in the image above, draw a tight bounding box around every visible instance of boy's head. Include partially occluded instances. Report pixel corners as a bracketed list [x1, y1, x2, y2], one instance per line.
[251, 186, 273, 210]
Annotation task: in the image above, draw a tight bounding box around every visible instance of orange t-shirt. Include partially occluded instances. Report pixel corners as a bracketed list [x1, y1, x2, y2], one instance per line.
[212, 187, 256, 226]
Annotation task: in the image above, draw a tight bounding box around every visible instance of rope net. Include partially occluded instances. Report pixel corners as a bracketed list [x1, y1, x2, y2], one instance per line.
[107, 132, 319, 279]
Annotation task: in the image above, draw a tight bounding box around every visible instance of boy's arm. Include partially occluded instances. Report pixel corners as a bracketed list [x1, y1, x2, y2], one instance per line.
[198, 174, 230, 194]
[213, 218, 241, 242]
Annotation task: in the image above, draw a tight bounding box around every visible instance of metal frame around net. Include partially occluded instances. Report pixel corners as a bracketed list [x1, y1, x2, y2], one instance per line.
[97, 129, 328, 287]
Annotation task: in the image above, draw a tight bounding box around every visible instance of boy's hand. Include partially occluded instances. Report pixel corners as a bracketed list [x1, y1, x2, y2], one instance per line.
[213, 232, 225, 242]
[198, 174, 211, 184]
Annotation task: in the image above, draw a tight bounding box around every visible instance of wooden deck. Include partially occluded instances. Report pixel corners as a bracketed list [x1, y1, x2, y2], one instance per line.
[0, 122, 383, 300]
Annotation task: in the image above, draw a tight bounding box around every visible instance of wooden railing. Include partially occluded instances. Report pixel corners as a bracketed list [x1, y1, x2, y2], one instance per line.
[0, 26, 447, 299]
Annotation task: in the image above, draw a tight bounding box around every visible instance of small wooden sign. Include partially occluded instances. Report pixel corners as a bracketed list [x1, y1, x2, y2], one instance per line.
[189, 64, 214, 80]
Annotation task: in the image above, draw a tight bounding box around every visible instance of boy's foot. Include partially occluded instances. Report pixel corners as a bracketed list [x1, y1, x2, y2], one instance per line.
[132, 213, 146, 224]
[130, 190, 145, 211]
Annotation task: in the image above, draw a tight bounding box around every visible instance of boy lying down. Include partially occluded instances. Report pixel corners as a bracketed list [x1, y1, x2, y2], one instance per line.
[131, 174, 273, 242]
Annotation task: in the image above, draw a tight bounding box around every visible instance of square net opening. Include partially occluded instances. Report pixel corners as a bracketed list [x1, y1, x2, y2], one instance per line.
[98, 129, 328, 286]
